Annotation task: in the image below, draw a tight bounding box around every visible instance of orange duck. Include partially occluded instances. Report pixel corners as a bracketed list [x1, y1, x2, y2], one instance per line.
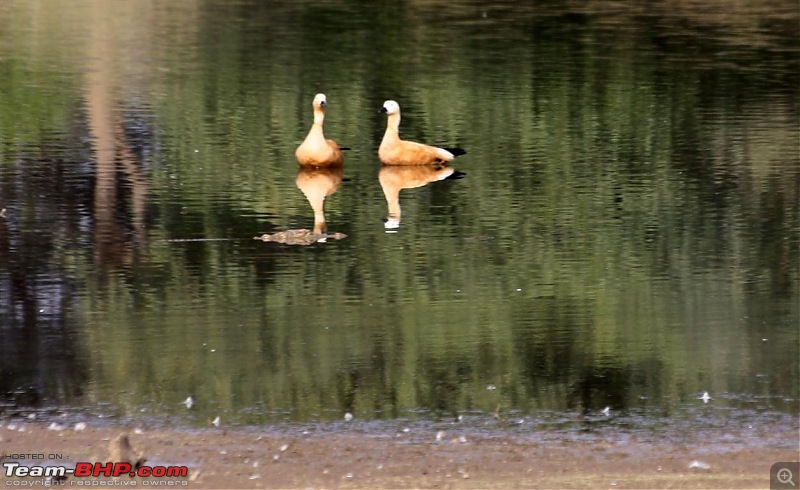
[295, 93, 345, 167]
[378, 100, 465, 166]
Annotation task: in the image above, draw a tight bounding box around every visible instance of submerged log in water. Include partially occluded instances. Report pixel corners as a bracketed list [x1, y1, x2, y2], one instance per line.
[254, 229, 347, 245]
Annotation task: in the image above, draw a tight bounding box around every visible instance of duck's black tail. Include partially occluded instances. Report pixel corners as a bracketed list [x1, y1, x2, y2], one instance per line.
[444, 170, 467, 181]
[443, 147, 467, 157]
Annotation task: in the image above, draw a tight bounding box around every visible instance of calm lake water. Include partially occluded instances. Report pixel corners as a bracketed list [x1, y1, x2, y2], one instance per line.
[0, 0, 798, 439]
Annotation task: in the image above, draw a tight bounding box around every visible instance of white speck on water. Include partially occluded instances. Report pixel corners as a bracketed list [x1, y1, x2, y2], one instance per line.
[458, 436, 468, 444]
[344, 412, 353, 422]
[182, 396, 194, 409]
[436, 431, 445, 441]
[515, 288, 522, 292]
[47, 423, 64, 431]
[700, 392, 711, 403]
[602, 406, 611, 416]
[210, 349, 216, 353]
[402, 428, 410, 433]
[212, 416, 220, 427]
[486, 385, 497, 390]
[74, 422, 87, 432]
[134, 428, 144, 434]
[27, 414, 36, 420]
[345, 473, 353, 479]
[248, 475, 260, 480]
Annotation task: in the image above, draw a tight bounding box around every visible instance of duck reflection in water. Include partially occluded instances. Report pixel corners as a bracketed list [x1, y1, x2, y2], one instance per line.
[296, 166, 343, 235]
[256, 166, 346, 245]
[379, 165, 465, 229]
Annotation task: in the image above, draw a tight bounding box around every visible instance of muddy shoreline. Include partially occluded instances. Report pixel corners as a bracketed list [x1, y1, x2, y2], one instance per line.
[1, 417, 797, 489]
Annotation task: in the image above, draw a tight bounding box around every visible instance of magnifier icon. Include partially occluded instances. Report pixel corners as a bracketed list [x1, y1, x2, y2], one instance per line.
[778, 468, 796, 486]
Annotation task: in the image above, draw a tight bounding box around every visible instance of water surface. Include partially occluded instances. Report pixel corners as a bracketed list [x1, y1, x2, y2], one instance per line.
[0, 0, 798, 441]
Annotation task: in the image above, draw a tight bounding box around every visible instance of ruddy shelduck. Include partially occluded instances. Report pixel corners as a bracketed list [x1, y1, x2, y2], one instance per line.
[295, 94, 345, 167]
[379, 100, 466, 166]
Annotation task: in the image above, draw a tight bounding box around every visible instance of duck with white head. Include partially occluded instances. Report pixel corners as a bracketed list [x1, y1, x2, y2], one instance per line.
[378, 100, 466, 166]
[295, 93, 345, 167]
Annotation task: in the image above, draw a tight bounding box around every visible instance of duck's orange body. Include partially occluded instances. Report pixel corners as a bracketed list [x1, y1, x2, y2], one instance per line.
[378, 100, 465, 166]
[296, 94, 344, 167]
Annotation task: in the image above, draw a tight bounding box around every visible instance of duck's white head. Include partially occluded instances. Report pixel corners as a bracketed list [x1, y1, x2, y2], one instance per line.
[380, 100, 400, 115]
[313, 93, 327, 109]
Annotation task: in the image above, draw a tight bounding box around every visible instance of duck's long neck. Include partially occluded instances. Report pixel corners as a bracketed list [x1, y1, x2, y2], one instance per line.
[383, 186, 401, 221]
[304, 108, 326, 142]
[383, 113, 401, 141]
[313, 108, 326, 126]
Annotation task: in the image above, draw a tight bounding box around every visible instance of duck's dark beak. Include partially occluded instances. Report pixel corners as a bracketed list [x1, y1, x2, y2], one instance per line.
[320, 101, 327, 108]
[378, 107, 387, 114]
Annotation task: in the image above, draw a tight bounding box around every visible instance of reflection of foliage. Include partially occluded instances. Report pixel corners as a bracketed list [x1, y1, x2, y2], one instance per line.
[0, 1, 797, 421]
